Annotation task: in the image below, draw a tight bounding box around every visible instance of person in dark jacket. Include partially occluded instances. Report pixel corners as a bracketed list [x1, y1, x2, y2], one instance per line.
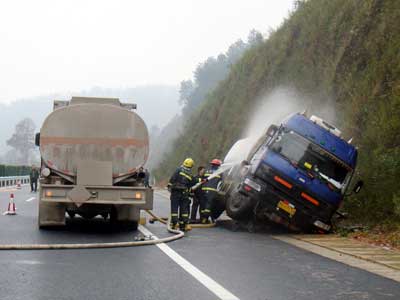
[200, 159, 223, 224]
[144, 168, 150, 187]
[168, 158, 195, 231]
[30, 165, 39, 192]
[189, 166, 205, 223]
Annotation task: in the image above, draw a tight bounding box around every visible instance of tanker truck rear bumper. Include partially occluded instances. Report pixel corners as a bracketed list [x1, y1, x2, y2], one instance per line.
[38, 184, 153, 228]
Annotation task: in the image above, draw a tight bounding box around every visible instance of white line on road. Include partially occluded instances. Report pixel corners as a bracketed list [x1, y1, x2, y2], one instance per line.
[138, 225, 240, 300]
[25, 197, 36, 202]
[154, 190, 170, 199]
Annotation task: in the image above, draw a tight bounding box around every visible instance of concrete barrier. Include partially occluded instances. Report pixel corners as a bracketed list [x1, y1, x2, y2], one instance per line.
[0, 176, 30, 188]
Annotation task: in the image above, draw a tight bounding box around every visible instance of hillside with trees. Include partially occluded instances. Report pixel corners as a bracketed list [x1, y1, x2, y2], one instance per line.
[154, 0, 400, 227]
[148, 30, 263, 169]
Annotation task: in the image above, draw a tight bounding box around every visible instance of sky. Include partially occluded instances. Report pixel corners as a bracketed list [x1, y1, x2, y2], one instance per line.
[0, 0, 294, 103]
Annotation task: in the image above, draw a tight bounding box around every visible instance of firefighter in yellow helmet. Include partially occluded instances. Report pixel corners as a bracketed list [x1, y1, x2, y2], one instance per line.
[167, 158, 195, 231]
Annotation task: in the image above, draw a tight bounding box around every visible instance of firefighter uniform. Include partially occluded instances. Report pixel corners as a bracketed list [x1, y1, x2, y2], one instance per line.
[200, 159, 222, 223]
[190, 173, 205, 222]
[168, 159, 195, 231]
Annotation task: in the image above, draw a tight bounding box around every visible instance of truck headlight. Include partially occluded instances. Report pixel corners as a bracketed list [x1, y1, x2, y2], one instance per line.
[244, 178, 261, 192]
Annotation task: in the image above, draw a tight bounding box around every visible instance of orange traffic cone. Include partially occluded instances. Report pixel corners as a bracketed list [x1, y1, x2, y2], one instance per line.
[16, 180, 21, 189]
[4, 193, 16, 215]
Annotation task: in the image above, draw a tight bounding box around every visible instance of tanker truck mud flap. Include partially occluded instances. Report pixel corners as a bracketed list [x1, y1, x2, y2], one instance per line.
[38, 189, 66, 228]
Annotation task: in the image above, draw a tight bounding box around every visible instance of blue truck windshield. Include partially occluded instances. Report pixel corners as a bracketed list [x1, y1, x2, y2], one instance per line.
[270, 130, 352, 190]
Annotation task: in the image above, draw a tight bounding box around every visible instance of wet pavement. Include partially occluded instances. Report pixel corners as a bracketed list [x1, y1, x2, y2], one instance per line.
[0, 186, 399, 300]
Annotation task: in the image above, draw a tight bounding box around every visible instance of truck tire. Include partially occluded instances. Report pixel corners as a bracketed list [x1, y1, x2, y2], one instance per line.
[120, 221, 138, 231]
[110, 206, 138, 231]
[210, 193, 226, 220]
[110, 206, 118, 225]
[211, 202, 225, 220]
[226, 192, 254, 220]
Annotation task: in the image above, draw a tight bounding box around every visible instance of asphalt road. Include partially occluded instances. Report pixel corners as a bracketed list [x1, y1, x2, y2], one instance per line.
[0, 186, 399, 300]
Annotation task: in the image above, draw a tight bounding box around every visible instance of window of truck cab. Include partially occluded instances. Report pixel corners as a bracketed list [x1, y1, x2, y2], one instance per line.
[270, 128, 353, 193]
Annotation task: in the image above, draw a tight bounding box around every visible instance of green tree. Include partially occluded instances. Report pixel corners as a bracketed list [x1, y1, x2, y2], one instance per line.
[6, 118, 36, 165]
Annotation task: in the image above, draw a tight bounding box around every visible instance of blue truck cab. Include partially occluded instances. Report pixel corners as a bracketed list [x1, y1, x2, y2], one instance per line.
[221, 113, 363, 232]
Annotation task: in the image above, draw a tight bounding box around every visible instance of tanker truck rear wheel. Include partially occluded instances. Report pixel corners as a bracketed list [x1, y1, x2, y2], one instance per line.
[118, 221, 138, 231]
[109, 207, 138, 230]
[226, 192, 254, 220]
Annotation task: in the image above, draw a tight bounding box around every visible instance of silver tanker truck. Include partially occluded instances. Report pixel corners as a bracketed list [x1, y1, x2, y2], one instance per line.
[35, 96, 153, 229]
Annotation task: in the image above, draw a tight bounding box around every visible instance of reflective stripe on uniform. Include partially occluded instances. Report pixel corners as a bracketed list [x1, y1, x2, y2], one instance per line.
[203, 209, 211, 213]
[171, 213, 178, 216]
[181, 214, 189, 217]
[179, 172, 192, 181]
[202, 187, 218, 192]
[205, 173, 221, 178]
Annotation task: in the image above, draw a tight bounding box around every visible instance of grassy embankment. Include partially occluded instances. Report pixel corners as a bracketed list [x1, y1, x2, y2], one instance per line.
[155, 0, 400, 238]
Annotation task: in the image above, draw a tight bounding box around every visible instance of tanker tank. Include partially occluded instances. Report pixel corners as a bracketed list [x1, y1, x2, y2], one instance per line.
[36, 97, 153, 229]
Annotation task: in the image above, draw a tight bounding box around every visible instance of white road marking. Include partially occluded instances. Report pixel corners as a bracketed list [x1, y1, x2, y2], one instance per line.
[138, 225, 240, 300]
[16, 260, 44, 265]
[25, 197, 36, 202]
[154, 190, 170, 199]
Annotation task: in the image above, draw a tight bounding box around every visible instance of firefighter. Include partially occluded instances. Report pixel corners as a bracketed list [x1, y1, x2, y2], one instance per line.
[189, 166, 206, 223]
[200, 159, 223, 224]
[168, 158, 195, 231]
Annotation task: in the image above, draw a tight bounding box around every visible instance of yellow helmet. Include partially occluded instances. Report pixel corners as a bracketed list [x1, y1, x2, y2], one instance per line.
[183, 158, 194, 168]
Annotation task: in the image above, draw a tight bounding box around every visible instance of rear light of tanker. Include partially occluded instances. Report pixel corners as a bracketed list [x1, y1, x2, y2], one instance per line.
[134, 192, 142, 199]
[45, 191, 53, 197]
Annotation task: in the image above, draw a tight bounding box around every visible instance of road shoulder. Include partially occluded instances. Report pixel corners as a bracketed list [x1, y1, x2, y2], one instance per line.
[273, 235, 400, 283]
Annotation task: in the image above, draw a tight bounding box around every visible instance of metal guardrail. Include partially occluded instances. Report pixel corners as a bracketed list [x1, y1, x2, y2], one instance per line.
[0, 176, 30, 188]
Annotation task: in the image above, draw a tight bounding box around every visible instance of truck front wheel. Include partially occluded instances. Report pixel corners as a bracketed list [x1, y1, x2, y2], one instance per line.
[226, 192, 255, 220]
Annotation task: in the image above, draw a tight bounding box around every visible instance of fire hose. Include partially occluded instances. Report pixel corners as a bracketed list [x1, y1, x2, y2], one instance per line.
[0, 174, 228, 250]
[146, 209, 216, 229]
[0, 210, 184, 250]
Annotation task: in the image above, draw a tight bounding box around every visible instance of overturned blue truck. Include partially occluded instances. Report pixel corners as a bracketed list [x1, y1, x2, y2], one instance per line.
[219, 113, 363, 232]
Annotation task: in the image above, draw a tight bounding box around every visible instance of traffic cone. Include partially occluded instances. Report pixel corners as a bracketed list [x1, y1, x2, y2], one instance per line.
[5, 193, 16, 215]
[16, 180, 21, 189]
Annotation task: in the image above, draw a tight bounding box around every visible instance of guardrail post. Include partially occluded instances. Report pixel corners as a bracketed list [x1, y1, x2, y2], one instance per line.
[0, 175, 30, 188]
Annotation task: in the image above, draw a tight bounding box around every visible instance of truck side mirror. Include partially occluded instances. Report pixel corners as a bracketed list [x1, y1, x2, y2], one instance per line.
[35, 133, 40, 146]
[353, 180, 364, 194]
[266, 125, 278, 137]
